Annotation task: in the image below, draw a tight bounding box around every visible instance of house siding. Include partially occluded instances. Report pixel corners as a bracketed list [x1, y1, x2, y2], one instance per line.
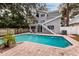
[69, 23, 79, 27]
[42, 18, 61, 34]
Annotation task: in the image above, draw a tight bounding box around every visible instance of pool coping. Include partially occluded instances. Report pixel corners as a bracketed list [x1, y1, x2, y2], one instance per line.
[14, 33, 79, 50]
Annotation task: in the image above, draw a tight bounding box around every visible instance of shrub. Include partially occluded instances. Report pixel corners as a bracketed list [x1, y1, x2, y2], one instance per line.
[3, 33, 16, 47]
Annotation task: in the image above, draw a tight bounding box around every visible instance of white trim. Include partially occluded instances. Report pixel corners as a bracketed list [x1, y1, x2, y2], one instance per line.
[38, 23, 56, 34]
[69, 15, 79, 25]
[30, 12, 61, 34]
[42, 15, 61, 24]
[37, 15, 61, 34]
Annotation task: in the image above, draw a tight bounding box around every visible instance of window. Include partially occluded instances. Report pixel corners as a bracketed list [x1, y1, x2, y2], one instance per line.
[41, 14, 45, 17]
[38, 25, 42, 32]
[31, 26, 36, 32]
[41, 20, 45, 23]
[48, 25, 54, 30]
[36, 13, 39, 17]
[31, 26, 36, 29]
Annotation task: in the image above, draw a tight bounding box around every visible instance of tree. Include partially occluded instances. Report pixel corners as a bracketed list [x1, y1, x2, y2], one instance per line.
[0, 3, 47, 33]
[0, 3, 47, 28]
[59, 3, 79, 26]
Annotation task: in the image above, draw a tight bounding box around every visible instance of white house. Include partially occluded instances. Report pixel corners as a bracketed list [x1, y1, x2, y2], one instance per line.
[69, 15, 79, 27]
[60, 14, 79, 35]
[29, 10, 61, 34]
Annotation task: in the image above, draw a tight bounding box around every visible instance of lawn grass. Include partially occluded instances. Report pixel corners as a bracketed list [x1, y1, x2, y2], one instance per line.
[71, 34, 79, 41]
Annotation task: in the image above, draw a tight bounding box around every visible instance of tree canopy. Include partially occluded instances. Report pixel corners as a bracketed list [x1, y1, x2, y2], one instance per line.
[0, 3, 47, 28]
[59, 3, 79, 26]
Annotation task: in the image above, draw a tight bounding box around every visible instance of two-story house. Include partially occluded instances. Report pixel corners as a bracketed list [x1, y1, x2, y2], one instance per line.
[29, 10, 61, 34]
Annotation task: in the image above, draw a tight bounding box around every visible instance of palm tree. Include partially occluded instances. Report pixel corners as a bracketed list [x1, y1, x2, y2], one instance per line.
[59, 3, 79, 26]
[59, 3, 70, 26]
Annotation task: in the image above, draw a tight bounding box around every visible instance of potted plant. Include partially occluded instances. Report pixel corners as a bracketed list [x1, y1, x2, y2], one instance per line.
[3, 33, 16, 48]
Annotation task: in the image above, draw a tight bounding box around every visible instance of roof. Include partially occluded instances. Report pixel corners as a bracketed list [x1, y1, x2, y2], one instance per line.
[69, 15, 79, 25]
[47, 10, 61, 19]
[37, 10, 48, 13]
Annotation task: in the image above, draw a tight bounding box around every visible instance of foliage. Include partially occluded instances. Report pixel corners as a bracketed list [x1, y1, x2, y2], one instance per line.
[71, 34, 79, 41]
[0, 3, 47, 28]
[59, 3, 79, 26]
[3, 33, 16, 47]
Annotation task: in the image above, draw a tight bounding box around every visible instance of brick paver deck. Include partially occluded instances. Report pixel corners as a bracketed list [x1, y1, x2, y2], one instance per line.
[0, 42, 79, 56]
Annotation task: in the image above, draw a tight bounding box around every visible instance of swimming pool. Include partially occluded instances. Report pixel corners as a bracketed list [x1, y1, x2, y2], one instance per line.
[15, 34, 72, 48]
[0, 39, 4, 45]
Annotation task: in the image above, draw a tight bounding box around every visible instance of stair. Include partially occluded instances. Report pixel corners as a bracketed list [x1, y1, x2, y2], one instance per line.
[38, 23, 56, 34]
[38, 15, 61, 34]
[42, 15, 61, 24]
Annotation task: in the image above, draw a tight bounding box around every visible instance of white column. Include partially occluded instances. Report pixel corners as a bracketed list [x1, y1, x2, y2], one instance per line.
[29, 25, 32, 32]
[35, 25, 38, 33]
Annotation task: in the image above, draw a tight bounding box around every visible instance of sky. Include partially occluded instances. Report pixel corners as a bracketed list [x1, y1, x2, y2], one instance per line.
[47, 3, 60, 11]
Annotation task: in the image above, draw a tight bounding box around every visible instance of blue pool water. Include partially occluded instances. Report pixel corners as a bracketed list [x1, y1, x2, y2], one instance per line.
[15, 34, 72, 48]
[0, 39, 4, 45]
